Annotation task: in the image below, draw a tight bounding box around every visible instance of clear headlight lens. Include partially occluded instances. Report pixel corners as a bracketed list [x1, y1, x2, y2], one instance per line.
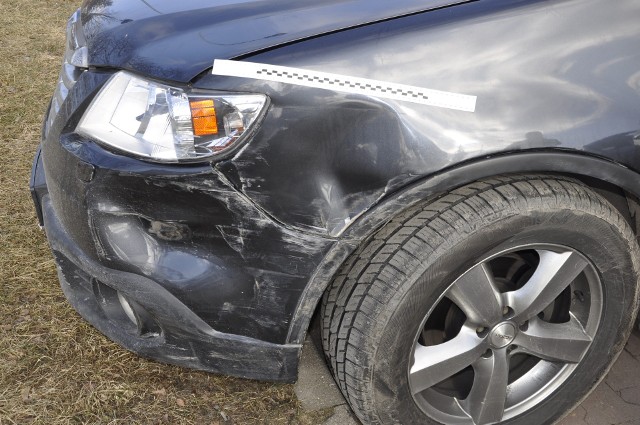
[77, 72, 268, 162]
[47, 9, 87, 135]
[65, 9, 88, 69]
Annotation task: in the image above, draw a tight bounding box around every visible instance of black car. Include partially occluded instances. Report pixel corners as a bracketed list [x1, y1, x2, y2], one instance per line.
[31, 0, 640, 424]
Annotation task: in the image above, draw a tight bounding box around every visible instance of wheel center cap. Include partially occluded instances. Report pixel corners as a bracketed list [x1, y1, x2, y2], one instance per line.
[489, 322, 517, 348]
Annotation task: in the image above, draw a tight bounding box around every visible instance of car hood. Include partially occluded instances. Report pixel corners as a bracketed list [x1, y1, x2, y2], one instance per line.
[81, 0, 464, 83]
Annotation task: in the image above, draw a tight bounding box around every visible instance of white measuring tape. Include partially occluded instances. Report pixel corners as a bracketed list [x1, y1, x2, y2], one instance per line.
[212, 59, 476, 112]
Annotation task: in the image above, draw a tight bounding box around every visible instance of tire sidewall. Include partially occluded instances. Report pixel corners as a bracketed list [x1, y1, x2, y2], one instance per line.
[370, 209, 638, 425]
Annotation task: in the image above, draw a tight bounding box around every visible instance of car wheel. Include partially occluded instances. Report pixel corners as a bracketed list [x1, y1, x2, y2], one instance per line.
[321, 175, 640, 425]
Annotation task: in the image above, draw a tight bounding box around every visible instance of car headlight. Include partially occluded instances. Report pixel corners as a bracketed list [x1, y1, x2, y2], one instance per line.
[65, 9, 88, 69]
[77, 72, 268, 162]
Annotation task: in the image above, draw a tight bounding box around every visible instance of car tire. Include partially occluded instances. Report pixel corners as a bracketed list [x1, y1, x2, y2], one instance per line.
[321, 174, 640, 425]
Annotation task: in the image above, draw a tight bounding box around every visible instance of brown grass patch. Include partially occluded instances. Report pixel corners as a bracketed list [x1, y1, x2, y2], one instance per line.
[0, 1, 329, 423]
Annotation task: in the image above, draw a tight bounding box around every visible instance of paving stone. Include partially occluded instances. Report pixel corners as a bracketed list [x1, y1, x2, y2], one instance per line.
[322, 404, 360, 425]
[617, 419, 640, 425]
[294, 336, 347, 411]
[583, 383, 640, 425]
[620, 387, 640, 406]
[605, 350, 640, 391]
[559, 405, 588, 425]
[625, 330, 640, 358]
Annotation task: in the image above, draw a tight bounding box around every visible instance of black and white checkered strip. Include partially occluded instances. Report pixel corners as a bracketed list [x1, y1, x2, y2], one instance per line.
[257, 69, 431, 101]
[211, 59, 476, 112]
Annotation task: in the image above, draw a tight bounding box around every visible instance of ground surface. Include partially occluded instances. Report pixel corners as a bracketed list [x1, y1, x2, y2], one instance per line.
[0, 1, 639, 424]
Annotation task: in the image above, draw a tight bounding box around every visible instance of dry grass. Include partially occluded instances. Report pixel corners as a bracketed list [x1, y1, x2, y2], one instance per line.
[0, 1, 329, 424]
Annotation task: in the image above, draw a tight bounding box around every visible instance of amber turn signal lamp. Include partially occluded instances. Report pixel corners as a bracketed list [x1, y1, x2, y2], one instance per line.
[190, 99, 218, 136]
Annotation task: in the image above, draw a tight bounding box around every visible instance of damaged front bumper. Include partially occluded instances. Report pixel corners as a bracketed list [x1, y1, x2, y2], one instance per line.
[40, 191, 300, 381]
[30, 70, 336, 382]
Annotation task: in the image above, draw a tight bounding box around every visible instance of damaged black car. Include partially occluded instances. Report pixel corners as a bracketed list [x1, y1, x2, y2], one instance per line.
[31, 0, 640, 424]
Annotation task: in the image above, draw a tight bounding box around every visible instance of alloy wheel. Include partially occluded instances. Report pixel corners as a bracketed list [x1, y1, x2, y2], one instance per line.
[408, 244, 602, 425]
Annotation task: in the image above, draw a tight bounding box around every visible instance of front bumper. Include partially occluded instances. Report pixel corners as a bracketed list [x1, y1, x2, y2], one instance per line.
[30, 69, 336, 382]
[37, 191, 300, 381]
[30, 147, 306, 382]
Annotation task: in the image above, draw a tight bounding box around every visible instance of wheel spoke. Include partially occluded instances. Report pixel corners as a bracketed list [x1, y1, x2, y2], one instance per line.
[513, 315, 592, 363]
[506, 250, 587, 322]
[410, 326, 486, 394]
[447, 263, 503, 326]
[461, 348, 509, 425]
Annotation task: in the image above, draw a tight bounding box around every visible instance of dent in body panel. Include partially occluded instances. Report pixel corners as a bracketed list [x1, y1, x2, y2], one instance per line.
[216, 93, 439, 236]
[196, 0, 640, 237]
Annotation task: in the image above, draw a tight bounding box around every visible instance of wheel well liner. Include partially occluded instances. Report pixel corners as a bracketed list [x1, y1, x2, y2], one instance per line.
[286, 151, 640, 344]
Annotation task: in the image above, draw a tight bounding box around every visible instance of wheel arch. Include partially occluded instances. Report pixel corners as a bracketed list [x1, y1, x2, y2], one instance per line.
[286, 151, 640, 344]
